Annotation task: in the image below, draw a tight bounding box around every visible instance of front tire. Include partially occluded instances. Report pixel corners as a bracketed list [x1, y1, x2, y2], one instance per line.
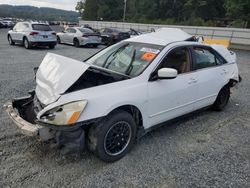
[213, 86, 230, 111]
[23, 37, 31, 49]
[8, 35, 15, 45]
[88, 110, 137, 162]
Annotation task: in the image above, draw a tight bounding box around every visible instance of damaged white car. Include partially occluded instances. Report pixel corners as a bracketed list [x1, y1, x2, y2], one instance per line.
[4, 28, 241, 162]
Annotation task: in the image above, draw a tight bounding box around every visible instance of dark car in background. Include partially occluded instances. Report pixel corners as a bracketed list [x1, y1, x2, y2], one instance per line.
[99, 28, 130, 45]
[0, 21, 4, 28]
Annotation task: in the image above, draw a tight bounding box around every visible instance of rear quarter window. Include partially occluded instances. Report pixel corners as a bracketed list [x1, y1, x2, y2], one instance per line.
[32, 24, 52, 31]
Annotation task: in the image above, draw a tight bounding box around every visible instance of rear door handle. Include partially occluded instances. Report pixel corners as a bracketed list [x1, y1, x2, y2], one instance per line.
[188, 78, 198, 84]
[221, 69, 229, 75]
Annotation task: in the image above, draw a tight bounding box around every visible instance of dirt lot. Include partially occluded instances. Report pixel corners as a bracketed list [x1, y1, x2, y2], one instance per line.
[0, 28, 249, 188]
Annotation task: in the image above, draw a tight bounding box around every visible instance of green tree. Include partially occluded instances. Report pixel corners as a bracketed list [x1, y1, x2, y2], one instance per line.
[75, 0, 250, 28]
[225, 0, 250, 21]
[82, 0, 98, 20]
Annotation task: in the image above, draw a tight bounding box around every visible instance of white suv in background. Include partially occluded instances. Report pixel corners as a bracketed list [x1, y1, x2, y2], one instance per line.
[7, 22, 57, 49]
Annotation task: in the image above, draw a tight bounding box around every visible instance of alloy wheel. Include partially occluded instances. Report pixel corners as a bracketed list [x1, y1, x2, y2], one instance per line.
[104, 121, 132, 156]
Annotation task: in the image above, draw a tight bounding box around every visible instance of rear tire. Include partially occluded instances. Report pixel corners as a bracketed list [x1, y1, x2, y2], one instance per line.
[73, 38, 80, 47]
[88, 110, 137, 162]
[49, 44, 55, 49]
[8, 35, 15, 45]
[23, 37, 31, 49]
[213, 86, 230, 111]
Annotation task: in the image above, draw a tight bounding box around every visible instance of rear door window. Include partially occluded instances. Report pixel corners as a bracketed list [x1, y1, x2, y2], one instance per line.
[32, 24, 52, 31]
[193, 47, 217, 69]
[192, 46, 228, 70]
[78, 28, 93, 33]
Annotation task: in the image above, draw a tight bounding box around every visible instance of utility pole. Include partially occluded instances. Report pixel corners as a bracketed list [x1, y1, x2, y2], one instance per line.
[123, 0, 127, 22]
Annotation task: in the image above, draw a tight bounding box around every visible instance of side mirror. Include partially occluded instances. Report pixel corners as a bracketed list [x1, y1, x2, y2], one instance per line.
[157, 68, 177, 79]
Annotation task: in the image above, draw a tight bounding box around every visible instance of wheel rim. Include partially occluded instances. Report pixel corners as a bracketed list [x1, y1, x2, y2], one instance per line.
[104, 121, 131, 156]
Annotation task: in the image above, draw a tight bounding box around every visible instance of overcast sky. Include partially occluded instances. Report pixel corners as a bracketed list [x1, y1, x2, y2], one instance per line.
[0, 0, 78, 11]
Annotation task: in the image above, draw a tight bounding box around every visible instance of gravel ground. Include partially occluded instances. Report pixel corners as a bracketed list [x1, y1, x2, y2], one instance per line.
[0, 28, 250, 188]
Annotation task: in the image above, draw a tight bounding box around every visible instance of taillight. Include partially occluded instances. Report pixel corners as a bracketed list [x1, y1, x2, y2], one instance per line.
[30, 32, 39, 36]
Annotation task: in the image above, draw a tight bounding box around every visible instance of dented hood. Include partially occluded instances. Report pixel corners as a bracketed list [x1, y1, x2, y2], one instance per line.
[35, 53, 89, 105]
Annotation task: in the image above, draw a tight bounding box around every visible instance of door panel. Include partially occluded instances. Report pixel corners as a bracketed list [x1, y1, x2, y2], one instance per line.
[193, 67, 224, 109]
[191, 46, 228, 109]
[11, 23, 20, 41]
[147, 73, 198, 127]
[147, 46, 197, 128]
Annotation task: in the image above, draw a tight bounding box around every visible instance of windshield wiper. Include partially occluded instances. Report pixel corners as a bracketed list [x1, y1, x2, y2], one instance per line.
[102, 43, 129, 68]
[125, 49, 136, 75]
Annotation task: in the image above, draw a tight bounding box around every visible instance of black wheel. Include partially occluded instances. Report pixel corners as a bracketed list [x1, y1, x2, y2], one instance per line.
[23, 37, 31, 49]
[57, 36, 61, 44]
[73, 38, 80, 47]
[49, 44, 55, 49]
[8, 35, 15, 45]
[88, 110, 137, 162]
[213, 86, 230, 111]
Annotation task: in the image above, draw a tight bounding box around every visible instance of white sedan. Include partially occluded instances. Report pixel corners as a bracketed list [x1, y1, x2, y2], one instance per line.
[57, 27, 102, 47]
[4, 28, 240, 162]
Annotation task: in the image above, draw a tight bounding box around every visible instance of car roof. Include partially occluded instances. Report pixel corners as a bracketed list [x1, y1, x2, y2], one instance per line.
[17, 21, 49, 25]
[126, 28, 192, 46]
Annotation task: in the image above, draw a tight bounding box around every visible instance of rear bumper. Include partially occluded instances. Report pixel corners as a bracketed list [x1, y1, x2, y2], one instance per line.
[80, 39, 101, 46]
[30, 41, 57, 47]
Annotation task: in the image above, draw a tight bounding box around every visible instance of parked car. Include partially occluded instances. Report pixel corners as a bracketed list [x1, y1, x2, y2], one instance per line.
[1, 19, 15, 28]
[99, 28, 130, 45]
[7, 22, 57, 49]
[0, 21, 4, 28]
[128, 28, 143, 37]
[57, 27, 101, 48]
[4, 28, 240, 162]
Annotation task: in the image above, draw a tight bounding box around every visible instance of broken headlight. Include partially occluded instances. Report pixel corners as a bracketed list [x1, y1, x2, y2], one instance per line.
[40, 101, 87, 125]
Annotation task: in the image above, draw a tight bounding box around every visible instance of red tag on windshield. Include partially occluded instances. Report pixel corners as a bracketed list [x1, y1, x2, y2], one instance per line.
[141, 52, 156, 61]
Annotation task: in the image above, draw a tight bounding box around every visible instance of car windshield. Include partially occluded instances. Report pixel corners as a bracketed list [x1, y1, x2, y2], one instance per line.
[78, 28, 94, 33]
[32, 24, 52, 31]
[87, 42, 163, 77]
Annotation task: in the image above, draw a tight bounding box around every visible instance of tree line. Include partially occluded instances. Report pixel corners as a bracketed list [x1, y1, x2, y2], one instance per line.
[76, 0, 250, 28]
[0, 5, 79, 22]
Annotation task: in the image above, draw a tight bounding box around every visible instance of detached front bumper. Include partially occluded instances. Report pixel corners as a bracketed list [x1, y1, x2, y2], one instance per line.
[3, 100, 42, 137]
[3, 95, 90, 152]
[3, 95, 55, 141]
